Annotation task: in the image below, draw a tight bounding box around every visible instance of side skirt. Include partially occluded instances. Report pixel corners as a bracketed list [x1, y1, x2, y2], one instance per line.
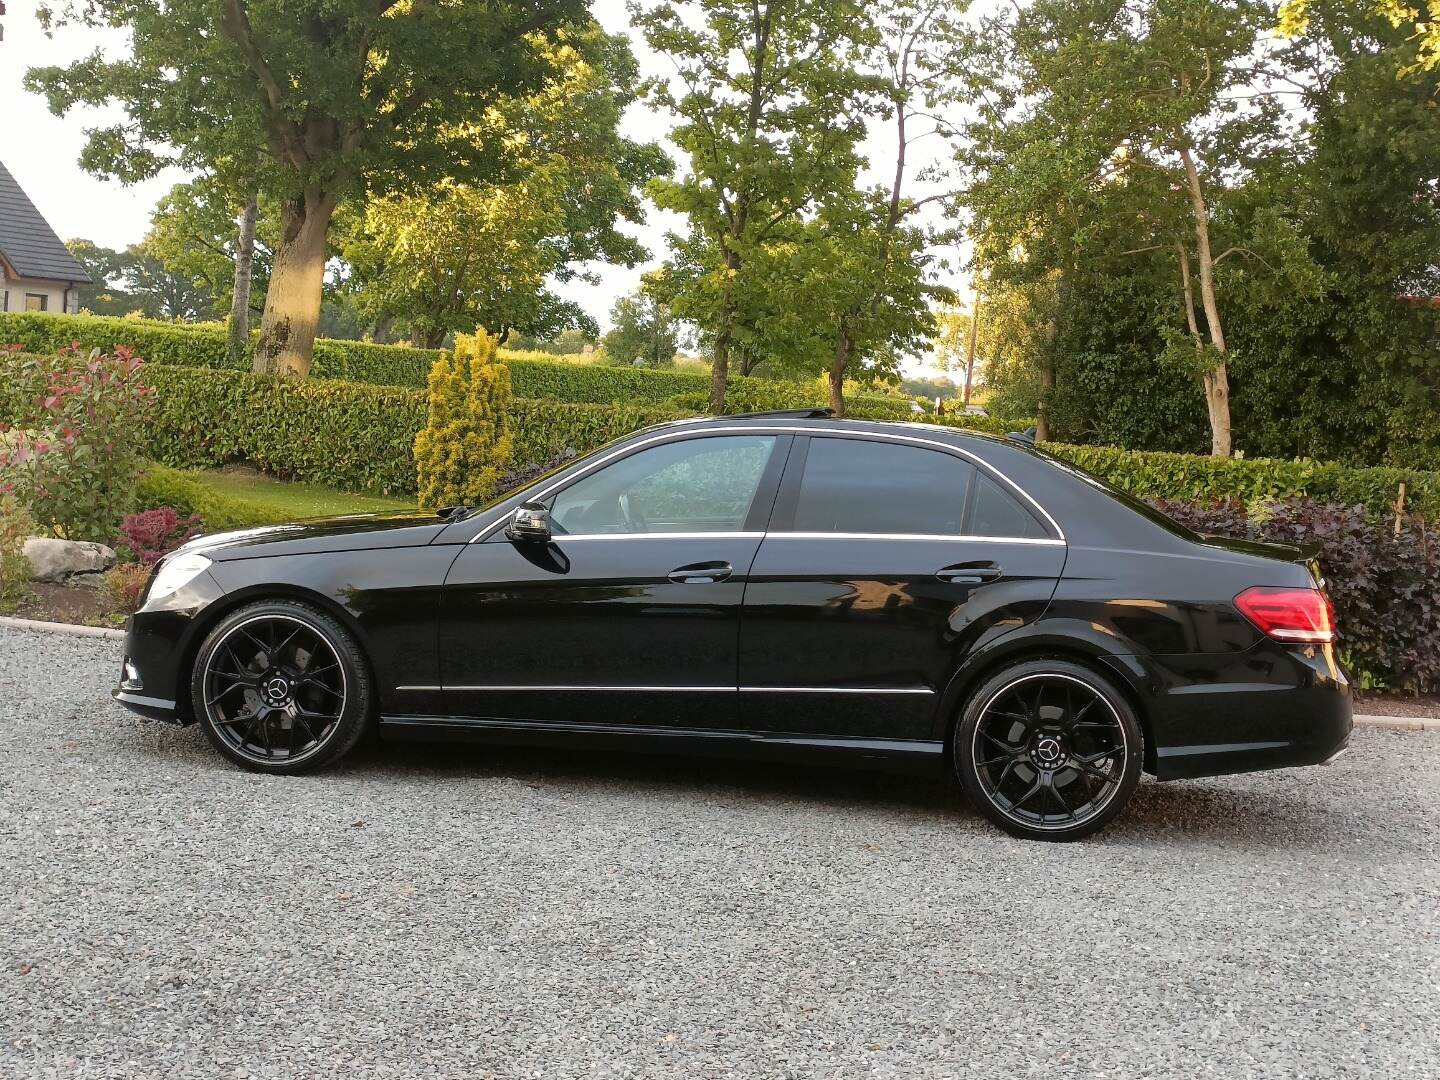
[378, 714, 945, 776]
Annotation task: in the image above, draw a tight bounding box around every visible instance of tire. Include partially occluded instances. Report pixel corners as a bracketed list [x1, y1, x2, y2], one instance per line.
[954, 659, 1144, 841]
[190, 599, 373, 774]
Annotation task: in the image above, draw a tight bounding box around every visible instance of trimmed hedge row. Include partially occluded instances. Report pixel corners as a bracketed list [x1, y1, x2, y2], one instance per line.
[0, 311, 926, 415]
[0, 310, 439, 387]
[1046, 441, 1438, 521]
[137, 366, 679, 496]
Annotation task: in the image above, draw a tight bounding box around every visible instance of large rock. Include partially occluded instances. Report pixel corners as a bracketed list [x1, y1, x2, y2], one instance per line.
[24, 537, 117, 583]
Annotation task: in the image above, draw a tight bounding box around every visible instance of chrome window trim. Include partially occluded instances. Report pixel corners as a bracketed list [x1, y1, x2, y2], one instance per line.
[545, 531, 764, 542]
[764, 532, 1064, 546]
[471, 426, 1065, 543]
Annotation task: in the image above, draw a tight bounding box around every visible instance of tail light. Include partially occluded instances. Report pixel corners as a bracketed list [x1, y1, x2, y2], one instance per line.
[1234, 586, 1335, 644]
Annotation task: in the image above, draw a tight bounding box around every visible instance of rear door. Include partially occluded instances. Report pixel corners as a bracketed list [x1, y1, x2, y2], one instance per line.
[737, 434, 1066, 740]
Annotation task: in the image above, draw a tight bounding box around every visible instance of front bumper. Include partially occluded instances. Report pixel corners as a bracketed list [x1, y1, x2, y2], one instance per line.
[1103, 641, 1353, 781]
[112, 687, 181, 722]
[111, 570, 227, 725]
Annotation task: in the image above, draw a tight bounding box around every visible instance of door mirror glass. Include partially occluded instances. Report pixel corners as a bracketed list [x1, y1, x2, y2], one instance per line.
[506, 502, 552, 543]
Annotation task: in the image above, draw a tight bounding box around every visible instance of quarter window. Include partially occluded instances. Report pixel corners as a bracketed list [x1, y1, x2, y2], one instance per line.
[550, 435, 778, 535]
[790, 437, 974, 535]
[969, 473, 1048, 539]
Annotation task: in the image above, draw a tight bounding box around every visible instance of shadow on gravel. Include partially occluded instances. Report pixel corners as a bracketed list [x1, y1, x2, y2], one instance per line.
[348, 736, 962, 814]
[121, 716, 1344, 848]
[344, 737, 1341, 849]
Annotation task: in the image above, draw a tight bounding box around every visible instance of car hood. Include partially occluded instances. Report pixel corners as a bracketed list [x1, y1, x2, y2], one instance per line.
[183, 511, 448, 560]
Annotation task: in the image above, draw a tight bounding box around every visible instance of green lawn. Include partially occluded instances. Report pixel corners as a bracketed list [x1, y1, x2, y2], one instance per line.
[195, 467, 414, 519]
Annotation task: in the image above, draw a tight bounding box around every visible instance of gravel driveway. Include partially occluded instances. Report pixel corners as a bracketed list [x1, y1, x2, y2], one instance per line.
[2, 625, 1438, 1079]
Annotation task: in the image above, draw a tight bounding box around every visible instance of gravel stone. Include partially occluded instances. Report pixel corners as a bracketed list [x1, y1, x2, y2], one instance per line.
[1, 625, 1437, 1079]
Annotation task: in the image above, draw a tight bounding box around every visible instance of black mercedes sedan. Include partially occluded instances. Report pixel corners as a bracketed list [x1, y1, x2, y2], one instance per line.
[114, 411, 1351, 840]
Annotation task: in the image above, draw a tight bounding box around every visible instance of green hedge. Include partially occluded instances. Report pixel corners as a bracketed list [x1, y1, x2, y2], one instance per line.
[0, 311, 931, 416]
[134, 366, 678, 497]
[1046, 442, 1439, 520]
[0, 310, 438, 387]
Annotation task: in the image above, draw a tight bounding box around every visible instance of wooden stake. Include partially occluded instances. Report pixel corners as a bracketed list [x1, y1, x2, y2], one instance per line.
[1395, 482, 1407, 537]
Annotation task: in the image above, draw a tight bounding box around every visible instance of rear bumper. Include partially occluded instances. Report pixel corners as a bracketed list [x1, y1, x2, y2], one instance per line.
[1102, 642, 1352, 781]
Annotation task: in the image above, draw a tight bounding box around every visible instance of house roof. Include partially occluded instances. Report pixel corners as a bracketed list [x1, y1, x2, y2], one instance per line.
[0, 158, 91, 285]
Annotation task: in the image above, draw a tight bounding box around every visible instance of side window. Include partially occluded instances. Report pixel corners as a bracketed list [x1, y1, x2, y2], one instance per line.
[967, 473, 1048, 539]
[550, 435, 777, 535]
[790, 438, 974, 535]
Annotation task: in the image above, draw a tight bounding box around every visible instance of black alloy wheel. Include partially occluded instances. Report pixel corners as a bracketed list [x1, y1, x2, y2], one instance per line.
[955, 659, 1144, 841]
[191, 600, 372, 773]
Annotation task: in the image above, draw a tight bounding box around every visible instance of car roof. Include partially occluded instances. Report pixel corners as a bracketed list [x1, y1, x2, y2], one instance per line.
[655, 410, 1008, 449]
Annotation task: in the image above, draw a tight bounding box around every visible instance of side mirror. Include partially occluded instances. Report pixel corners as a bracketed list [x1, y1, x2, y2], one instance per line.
[506, 501, 552, 543]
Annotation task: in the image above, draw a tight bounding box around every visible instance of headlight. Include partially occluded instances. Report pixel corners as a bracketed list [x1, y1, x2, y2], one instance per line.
[147, 553, 212, 602]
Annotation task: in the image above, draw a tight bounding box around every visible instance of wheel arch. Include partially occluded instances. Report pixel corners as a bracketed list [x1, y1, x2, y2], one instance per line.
[174, 582, 378, 724]
[938, 632, 1158, 774]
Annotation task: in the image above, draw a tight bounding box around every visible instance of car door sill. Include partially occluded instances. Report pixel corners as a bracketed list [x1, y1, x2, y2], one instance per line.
[379, 714, 944, 775]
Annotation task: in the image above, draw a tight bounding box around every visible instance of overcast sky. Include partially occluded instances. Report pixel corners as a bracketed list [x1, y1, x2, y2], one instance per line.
[1, 0, 959, 374]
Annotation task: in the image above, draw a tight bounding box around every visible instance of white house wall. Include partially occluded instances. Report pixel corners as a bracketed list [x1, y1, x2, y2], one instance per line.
[0, 277, 80, 314]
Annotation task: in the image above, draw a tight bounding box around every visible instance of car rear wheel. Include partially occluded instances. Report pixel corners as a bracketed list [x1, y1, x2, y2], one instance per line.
[955, 659, 1143, 841]
[191, 600, 372, 774]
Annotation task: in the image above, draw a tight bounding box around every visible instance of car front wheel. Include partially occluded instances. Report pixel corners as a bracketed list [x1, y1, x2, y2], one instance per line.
[190, 599, 373, 774]
[955, 659, 1144, 841]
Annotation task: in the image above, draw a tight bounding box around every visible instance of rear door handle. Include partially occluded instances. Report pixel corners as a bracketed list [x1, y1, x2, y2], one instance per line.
[668, 561, 733, 584]
[936, 561, 1003, 584]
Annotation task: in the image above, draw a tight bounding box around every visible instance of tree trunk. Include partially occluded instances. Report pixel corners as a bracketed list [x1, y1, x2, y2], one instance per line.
[1177, 143, 1232, 457]
[227, 191, 258, 366]
[253, 190, 336, 377]
[709, 315, 732, 413]
[423, 327, 447, 349]
[710, 246, 741, 413]
[829, 327, 853, 417]
[1035, 277, 1066, 443]
[963, 298, 980, 406]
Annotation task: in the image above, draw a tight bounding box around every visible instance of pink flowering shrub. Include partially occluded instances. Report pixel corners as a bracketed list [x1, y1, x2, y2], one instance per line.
[0, 345, 153, 541]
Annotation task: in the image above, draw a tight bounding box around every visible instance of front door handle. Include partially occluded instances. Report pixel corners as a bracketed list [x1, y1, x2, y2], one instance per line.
[668, 561, 733, 584]
[936, 561, 1003, 584]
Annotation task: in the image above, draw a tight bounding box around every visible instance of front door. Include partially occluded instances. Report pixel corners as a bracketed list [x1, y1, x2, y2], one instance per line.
[440, 433, 789, 729]
[738, 435, 1067, 740]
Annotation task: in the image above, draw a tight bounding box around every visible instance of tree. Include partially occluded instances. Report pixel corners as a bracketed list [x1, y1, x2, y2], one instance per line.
[1281, 0, 1440, 76]
[932, 305, 979, 401]
[634, 0, 876, 411]
[339, 28, 665, 349]
[64, 240, 141, 315]
[603, 287, 684, 367]
[413, 331, 514, 509]
[63, 238, 215, 320]
[808, 0, 971, 414]
[29, 0, 606, 376]
[143, 178, 276, 323]
[959, 0, 1300, 454]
